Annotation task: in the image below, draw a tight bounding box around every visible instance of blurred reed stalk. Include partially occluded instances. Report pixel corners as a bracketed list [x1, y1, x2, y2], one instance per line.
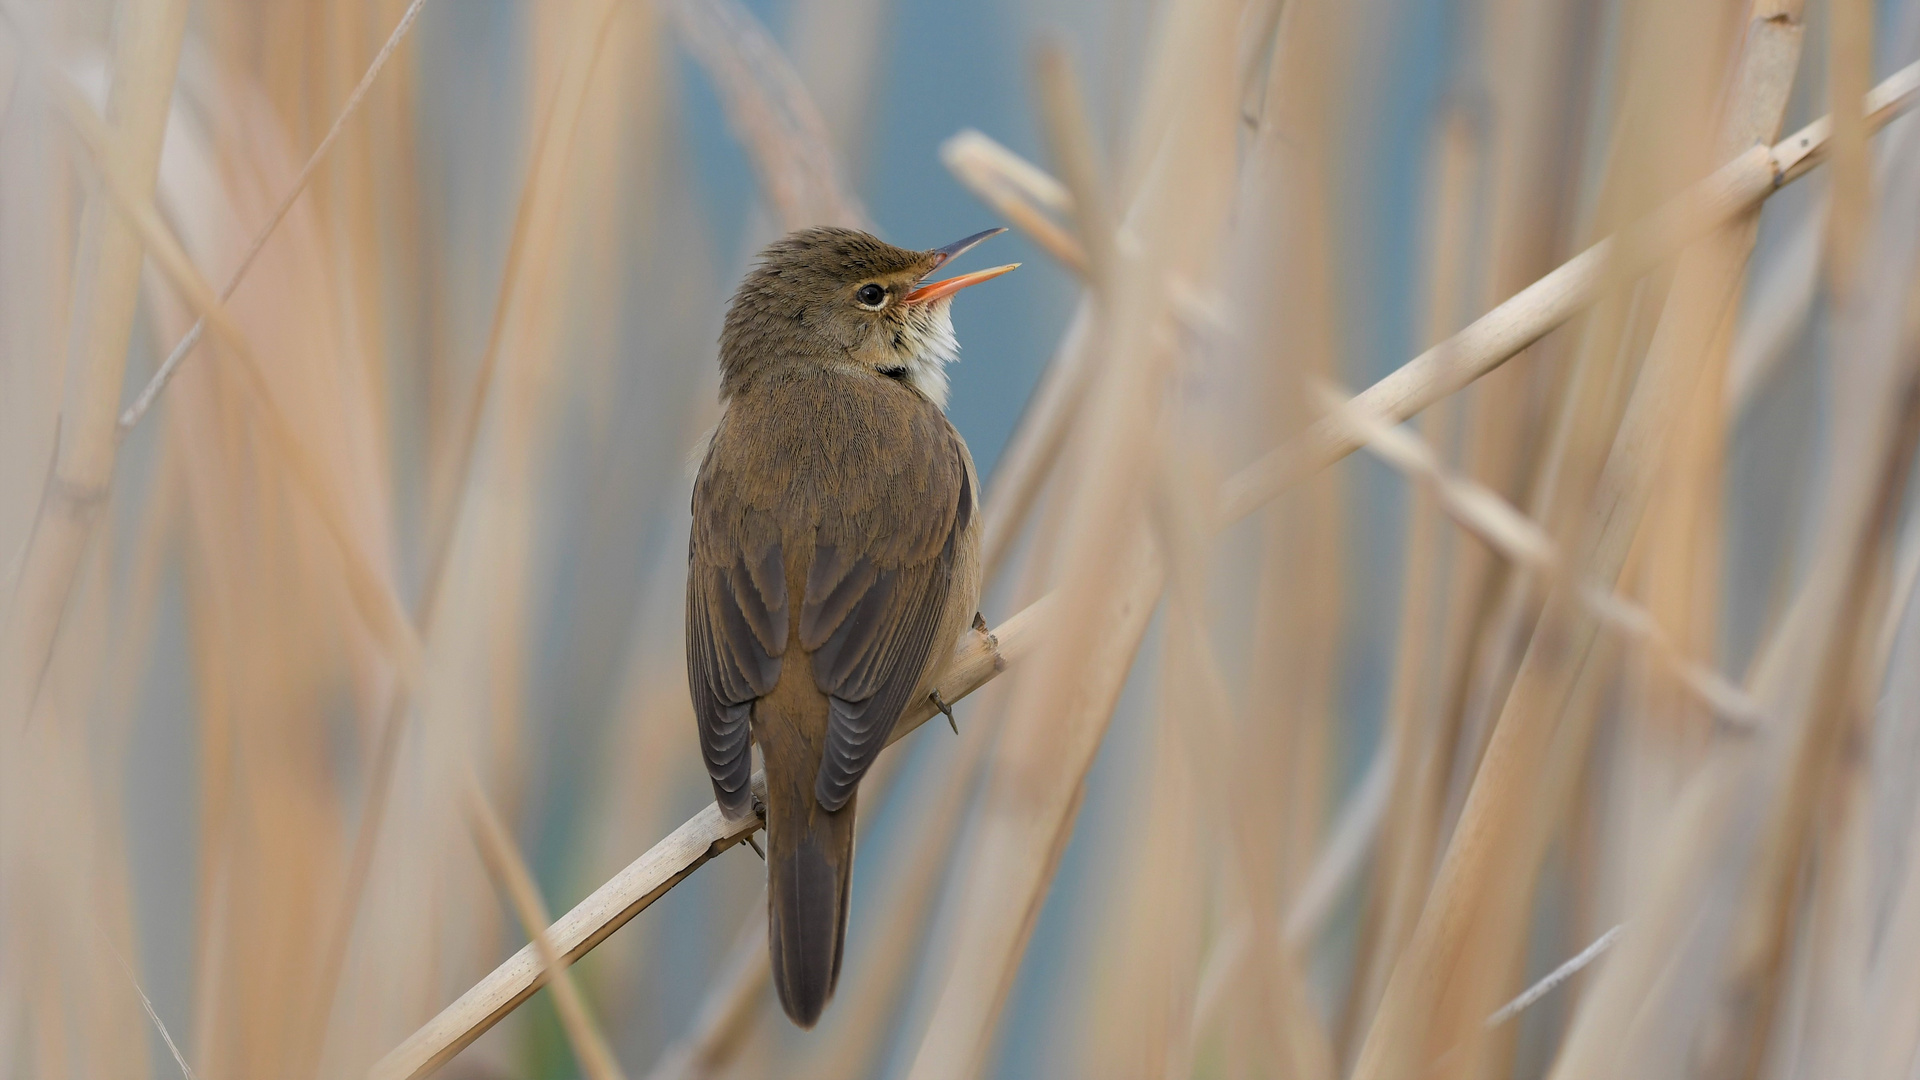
[10, 2, 1920, 1080]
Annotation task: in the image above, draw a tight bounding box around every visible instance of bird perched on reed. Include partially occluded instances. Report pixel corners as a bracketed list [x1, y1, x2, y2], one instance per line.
[686, 226, 1015, 1027]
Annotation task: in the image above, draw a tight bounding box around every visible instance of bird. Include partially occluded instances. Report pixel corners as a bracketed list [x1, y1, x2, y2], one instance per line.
[686, 225, 1015, 1027]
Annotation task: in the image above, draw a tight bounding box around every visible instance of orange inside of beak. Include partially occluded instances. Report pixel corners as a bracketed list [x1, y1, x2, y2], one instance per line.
[903, 263, 1020, 305]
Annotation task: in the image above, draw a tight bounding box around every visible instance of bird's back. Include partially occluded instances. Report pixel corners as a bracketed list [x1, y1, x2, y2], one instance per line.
[689, 363, 980, 1025]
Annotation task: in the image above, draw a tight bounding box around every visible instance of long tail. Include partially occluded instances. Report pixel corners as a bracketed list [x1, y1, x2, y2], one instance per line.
[766, 776, 856, 1028]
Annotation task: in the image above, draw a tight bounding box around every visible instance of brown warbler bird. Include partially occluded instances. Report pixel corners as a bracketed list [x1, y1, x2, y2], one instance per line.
[687, 226, 1015, 1027]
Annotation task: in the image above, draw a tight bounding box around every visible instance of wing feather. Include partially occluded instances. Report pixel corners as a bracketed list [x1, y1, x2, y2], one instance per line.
[688, 546, 787, 817]
[690, 385, 975, 819]
[808, 429, 971, 811]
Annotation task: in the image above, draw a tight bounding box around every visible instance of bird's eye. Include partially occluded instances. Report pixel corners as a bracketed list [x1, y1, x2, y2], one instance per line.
[855, 283, 887, 308]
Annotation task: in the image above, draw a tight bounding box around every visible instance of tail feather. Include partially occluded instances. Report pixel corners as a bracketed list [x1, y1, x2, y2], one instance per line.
[767, 786, 856, 1028]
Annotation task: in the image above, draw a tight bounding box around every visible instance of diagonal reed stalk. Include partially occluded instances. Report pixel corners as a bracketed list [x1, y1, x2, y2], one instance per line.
[0, 0, 191, 733]
[463, 772, 629, 1080]
[113, 0, 433, 437]
[1312, 379, 1762, 726]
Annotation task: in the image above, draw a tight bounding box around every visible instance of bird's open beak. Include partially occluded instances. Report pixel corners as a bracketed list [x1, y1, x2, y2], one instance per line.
[904, 263, 1020, 304]
[905, 227, 1019, 305]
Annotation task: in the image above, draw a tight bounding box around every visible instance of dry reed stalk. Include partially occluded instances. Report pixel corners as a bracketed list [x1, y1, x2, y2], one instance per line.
[574, 548, 718, 1034]
[637, 889, 770, 1080]
[1219, 56, 1920, 527]
[1848, 526, 1920, 1075]
[646, 463, 1068, 1080]
[1577, 14, 1743, 937]
[1731, 0, 1920, 416]
[29, 53, 447, 1065]
[1602, 284, 1737, 1062]
[1794, 694, 1877, 1076]
[1557, 314, 1920, 1079]
[668, 0, 864, 230]
[107, 928, 199, 1080]
[419, 0, 625, 568]
[1687, 240, 1920, 1080]
[1827, 0, 1875, 294]
[1340, 103, 1480, 1059]
[376, 796, 762, 1080]
[640, 723, 923, 1080]
[1188, 737, 1397, 1046]
[1548, 114, 1920, 1080]
[1726, 206, 1822, 414]
[1635, 298, 1731, 721]
[0, 92, 79, 1074]
[114, 0, 431, 436]
[303, 2, 651, 1062]
[940, 130, 1086, 273]
[317, 0, 390, 455]
[1323, 340, 1769, 1076]
[1082, 600, 1213, 1079]
[0, 58, 75, 606]
[1315, 381, 1762, 725]
[0, 0, 189, 735]
[1445, 0, 1590, 696]
[14, 527, 153, 1077]
[1271, 0, 1345, 929]
[367, 606, 1026, 1080]
[1440, 285, 1657, 908]
[786, 0, 891, 164]
[463, 775, 629, 1080]
[1091, 201, 1302, 1070]
[1440, 279, 1666, 856]
[1374, 5, 1722, 1062]
[902, 12, 1244, 1071]
[0, 6, 184, 1055]
[1349, 5, 1808, 1075]
[1189, 6, 1347, 1075]
[784, 687, 1006, 1080]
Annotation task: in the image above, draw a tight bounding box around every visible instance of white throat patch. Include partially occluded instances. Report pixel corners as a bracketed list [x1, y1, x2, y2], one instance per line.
[900, 299, 961, 409]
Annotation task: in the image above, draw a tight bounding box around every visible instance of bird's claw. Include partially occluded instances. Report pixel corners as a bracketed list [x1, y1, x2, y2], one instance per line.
[739, 792, 767, 859]
[931, 689, 958, 734]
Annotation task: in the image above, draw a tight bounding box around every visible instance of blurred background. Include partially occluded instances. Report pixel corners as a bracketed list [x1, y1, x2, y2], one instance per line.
[3, 0, 1920, 1078]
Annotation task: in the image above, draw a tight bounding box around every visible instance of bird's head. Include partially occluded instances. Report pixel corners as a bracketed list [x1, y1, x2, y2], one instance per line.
[719, 226, 1016, 409]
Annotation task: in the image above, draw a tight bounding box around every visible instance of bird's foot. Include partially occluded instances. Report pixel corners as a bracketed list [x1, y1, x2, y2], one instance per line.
[972, 611, 1001, 661]
[931, 689, 959, 734]
[742, 793, 767, 859]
